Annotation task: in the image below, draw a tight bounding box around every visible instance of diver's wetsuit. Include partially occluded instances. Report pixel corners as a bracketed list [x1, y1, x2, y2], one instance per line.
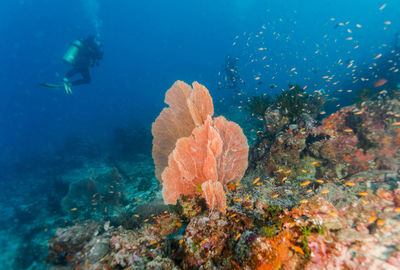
[65, 37, 103, 86]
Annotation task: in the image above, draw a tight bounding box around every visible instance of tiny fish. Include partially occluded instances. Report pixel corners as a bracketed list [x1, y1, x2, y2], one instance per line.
[244, 196, 250, 201]
[379, 3, 386, 10]
[300, 181, 310, 186]
[328, 212, 338, 217]
[344, 182, 355, 186]
[70, 208, 78, 211]
[320, 190, 330, 194]
[376, 219, 385, 226]
[391, 122, 400, 126]
[253, 177, 260, 184]
[310, 161, 319, 165]
[272, 194, 279, 198]
[235, 233, 241, 241]
[179, 239, 184, 244]
[306, 189, 312, 193]
[316, 179, 324, 183]
[285, 170, 291, 174]
[235, 198, 243, 202]
[300, 199, 308, 204]
[358, 192, 368, 196]
[149, 240, 157, 245]
[361, 199, 368, 205]
[134, 214, 139, 217]
[292, 246, 304, 255]
[354, 111, 363, 115]
[343, 129, 353, 132]
[281, 177, 287, 182]
[374, 78, 387, 88]
[368, 216, 377, 223]
[104, 221, 110, 231]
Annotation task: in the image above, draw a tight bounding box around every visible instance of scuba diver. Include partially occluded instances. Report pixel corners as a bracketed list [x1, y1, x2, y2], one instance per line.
[40, 35, 103, 94]
[218, 55, 245, 90]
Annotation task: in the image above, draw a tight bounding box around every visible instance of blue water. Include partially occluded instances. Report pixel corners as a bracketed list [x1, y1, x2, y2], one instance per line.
[0, 0, 399, 268]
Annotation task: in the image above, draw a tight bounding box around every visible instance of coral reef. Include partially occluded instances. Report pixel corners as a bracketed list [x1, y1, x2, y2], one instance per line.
[44, 86, 400, 270]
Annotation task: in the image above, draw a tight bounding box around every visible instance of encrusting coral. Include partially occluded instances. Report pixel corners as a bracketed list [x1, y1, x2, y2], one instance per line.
[153, 81, 249, 210]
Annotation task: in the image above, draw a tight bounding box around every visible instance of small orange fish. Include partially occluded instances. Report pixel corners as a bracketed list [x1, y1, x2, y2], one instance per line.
[344, 182, 355, 186]
[281, 177, 287, 182]
[368, 216, 377, 223]
[276, 169, 283, 172]
[310, 161, 319, 166]
[134, 214, 139, 217]
[376, 219, 385, 226]
[394, 207, 400, 213]
[392, 122, 400, 126]
[300, 199, 308, 204]
[358, 192, 368, 196]
[300, 181, 310, 186]
[306, 189, 312, 193]
[320, 190, 330, 194]
[230, 213, 237, 218]
[235, 233, 241, 241]
[256, 182, 263, 186]
[316, 179, 324, 183]
[253, 177, 260, 184]
[179, 239, 184, 244]
[285, 170, 292, 174]
[244, 196, 250, 201]
[328, 212, 338, 217]
[272, 194, 279, 198]
[149, 240, 157, 245]
[70, 208, 78, 211]
[343, 129, 353, 132]
[292, 246, 304, 255]
[361, 199, 368, 205]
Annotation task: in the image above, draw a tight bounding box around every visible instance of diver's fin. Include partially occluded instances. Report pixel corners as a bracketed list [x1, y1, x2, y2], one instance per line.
[39, 82, 64, 89]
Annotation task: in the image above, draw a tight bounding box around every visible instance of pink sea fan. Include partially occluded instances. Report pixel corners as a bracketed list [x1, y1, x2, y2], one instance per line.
[152, 81, 214, 182]
[201, 180, 226, 212]
[161, 115, 248, 209]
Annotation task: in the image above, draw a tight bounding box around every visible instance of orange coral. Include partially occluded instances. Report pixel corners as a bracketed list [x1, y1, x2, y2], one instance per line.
[201, 180, 226, 212]
[162, 115, 248, 209]
[152, 81, 214, 182]
[256, 231, 294, 270]
[154, 81, 248, 210]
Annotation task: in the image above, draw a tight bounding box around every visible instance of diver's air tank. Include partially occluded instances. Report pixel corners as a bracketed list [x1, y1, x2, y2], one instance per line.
[63, 40, 82, 64]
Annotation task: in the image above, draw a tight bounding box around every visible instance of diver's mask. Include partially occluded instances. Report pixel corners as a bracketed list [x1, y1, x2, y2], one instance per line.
[63, 40, 82, 64]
